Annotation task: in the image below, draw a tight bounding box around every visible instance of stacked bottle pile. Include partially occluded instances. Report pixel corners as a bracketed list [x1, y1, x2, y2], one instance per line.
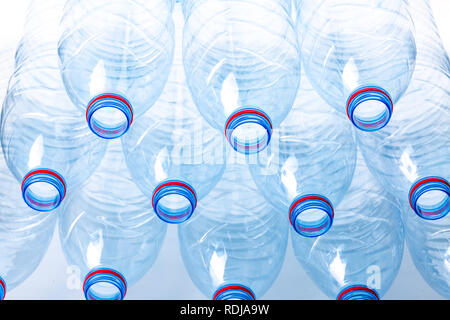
[0, 0, 448, 300]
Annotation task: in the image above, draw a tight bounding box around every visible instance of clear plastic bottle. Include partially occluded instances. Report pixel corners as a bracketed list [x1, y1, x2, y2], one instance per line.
[59, 140, 167, 300]
[292, 151, 404, 300]
[179, 161, 288, 300]
[121, 5, 226, 224]
[0, 144, 56, 300]
[297, 0, 416, 131]
[182, 0, 300, 154]
[58, 0, 175, 139]
[358, 0, 450, 221]
[249, 72, 356, 237]
[0, 0, 106, 212]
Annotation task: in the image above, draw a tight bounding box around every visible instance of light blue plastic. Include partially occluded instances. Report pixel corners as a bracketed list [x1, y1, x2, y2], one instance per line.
[59, 140, 167, 300]
[292, 151, 404, 300]
[297, 0, 416, 131]
[178, 161, 288, 300]
[249, 72, 357, 237]
[0, 144, 56, 300]
[121, 7, 226, 224]
[58, 0, 175, 139]
[357, 0, 450, 221]
[0, 0, 106, 212]
[182, 0, 300, 153]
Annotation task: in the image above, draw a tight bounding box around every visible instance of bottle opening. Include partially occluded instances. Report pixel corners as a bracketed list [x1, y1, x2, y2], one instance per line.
[0, 276, 6, 300]
[213, 284, 256, 300]
[21, 169, 66, 212]
[83, 268, 127, 300]
[225, 108, 272, 154]
[347, 87, 393, 132]
[152, 180, 197, 224]
[289, 194, 334, 237]
[86, 93, 133, 139]
[337, 285, 380, 300]
[409, 177, 450, 220]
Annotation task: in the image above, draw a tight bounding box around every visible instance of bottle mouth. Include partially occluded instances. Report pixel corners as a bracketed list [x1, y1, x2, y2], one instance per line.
[347, 87, 393, 132]
[152, 180, 197, 224]
[21, 169, 66, 212]
[409, 177, 450, 220]
[86, 93, 133, 139]
[225, 108, 273, 154]
[337, 285, 380, 300]
[289, 194, 334, 237]
[0, 276, 6, 300]
[213, 284, 256, 300]
[83, 268, 127, 300]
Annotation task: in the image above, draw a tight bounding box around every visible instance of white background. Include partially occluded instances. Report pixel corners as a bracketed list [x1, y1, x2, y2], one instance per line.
[0, 0, 449, 300]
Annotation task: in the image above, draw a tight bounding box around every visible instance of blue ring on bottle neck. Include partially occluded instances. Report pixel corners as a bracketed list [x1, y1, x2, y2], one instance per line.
[337, 285, 380, 300]
[213, 284, 256, 300]
[409, 176, 450, 220]
[347, 86, 393, 132]
[0, 276, 6, 300]
[86, 93, 133, 139]
[152, 180, 197, 224]
[21, 168, 66, 212]
[289, 194, 334, 238]
[83, 268, 127, 300]
[225, 107, 273, 154]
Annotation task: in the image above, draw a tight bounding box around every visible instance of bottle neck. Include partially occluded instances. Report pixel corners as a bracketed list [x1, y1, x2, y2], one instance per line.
[83, 268, 127, 300]
[337, 285, 380, 300]
[213, 284, 256, 300]
[0, 276, 6, 300]
[409, 176, 450, 220]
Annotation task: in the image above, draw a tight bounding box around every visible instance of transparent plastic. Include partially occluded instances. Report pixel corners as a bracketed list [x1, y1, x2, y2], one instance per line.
[297, 0, 416, 131]
[58, 0, 175, 138]
[59, 140, 167, 300]
[292, 152, 404, 300]
[358, 0, 450, 220]
[121, 6, 226, 224]
[182, 0, 301, 153]
[0, 145, 56, 300]
[179, 161, 288, 300]
[249, 72, 356, 237]
[0, 0, 106, 212]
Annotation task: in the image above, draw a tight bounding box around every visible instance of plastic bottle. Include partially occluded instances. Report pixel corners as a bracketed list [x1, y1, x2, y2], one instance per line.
[357, 0, 450, 221]
[297, 0, 416, 131]
[249, 72, 356, 237]
[178, 161, 288, 300]
[58, 0, 175, 139]
[121, 5, 226, 224]
[292, 151, 404, 300]
[59, 140, 167, 300]
[182, 0, 300, 154]
[390, 0, 450, 300]
[0, 0, 106, 212]
[0, 144, 56, 300]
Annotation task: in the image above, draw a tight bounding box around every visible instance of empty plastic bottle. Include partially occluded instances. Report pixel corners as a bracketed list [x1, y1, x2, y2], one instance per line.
[358, 0, 450, 221]
[179, 161, 288, 300]
[122, 6, 226, 224]
[0, 0, 106, 212]
[249, 72, 356, 237]
[0, 144, 56, 300]
[292, 151, 404, 300]
[182, 0, 300, 154]
[59, 140, 167, 300]
[58, 0, 175, 139]
[296, 0, 416, 131]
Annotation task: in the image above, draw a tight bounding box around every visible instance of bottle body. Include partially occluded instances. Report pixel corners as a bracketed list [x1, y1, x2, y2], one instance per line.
[1, 0, 106, 212]
[59, 140, 167, 300]
[249, 72, 357, 237]
[292, 151, 404, 299]
[297, 0, 416, 131]
[183, 0, 301, 153]
[179, 161, 288, 299]
[58, 0, 175, 138]
[357, 0, 450, 220]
